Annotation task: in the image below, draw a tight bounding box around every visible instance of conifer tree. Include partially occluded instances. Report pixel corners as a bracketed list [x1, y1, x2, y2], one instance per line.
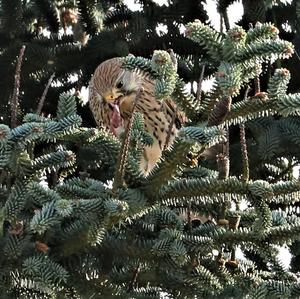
[0, 0, 208, 124]
[1, 14, 300, 297]
[1, 0, 300, 298]
[216, 0, 300, 273]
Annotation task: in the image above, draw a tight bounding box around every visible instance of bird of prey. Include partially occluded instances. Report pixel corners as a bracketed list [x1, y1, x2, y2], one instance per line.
[88, 57, 186, 174]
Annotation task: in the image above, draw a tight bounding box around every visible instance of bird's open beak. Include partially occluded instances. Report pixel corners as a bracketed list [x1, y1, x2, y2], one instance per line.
[106, 94, 124, 136]
[103, 91, 124, 113]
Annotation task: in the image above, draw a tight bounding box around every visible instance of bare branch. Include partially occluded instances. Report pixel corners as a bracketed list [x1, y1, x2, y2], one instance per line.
[208, 96, 232, 126]
[240, 86, 251, 183]
[36, 73, 55, 115]
[223, 11, 230, 31]
[196, 64, 205, 104]
[127, 263, 141, 292]
[239, 123, 249, 182]
[220, 14, 223, 33]
[11, 45, 26, 128]
[254, 76, 260, 94]
[113, 89, 142, 191]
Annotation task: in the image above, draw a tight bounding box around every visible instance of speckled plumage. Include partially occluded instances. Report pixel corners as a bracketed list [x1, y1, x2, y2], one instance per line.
[88, 57, 186, 174]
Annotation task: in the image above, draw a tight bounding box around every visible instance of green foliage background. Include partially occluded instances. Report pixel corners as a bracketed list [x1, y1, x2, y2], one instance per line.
[1, 0, 300, 298]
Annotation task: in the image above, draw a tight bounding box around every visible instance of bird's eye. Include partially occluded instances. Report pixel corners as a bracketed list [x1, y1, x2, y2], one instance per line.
[116, 81, 123, 89]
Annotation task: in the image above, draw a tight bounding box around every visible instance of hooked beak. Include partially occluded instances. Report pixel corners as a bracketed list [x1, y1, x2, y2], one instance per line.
[103, 90, 122, 102]
[103, 92, 123, 110]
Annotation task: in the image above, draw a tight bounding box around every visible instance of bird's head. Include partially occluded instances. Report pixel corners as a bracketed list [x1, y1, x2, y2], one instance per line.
[92, 57, 142, 108]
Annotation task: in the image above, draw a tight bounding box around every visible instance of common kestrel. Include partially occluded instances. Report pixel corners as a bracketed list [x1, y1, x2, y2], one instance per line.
[88, 57, 186, 174]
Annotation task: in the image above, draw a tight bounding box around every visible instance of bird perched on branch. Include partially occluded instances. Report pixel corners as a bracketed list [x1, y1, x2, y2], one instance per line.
[88, 57, 186, 174]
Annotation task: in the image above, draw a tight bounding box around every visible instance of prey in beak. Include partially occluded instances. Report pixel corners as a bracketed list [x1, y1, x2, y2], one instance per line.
[104, 93, 124, 137]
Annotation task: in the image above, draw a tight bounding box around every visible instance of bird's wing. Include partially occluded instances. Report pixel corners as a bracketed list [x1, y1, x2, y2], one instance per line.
[140, 76, 187, 129]
[88, 78, 110, 131]
[162, 97, 188, 130]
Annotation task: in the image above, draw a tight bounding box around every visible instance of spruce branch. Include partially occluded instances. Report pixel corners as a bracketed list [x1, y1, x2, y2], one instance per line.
[10, 45, 26, 128]
[173, 78, 198, 119]
[268, 68, 290, 100]
[167, 48, 178, 71]
[185, 20, 223, 60]
[224, 92, 271, 125]
[122, 55, 157, 79]
[152, 50, 177, 100]
[77, 0, 98, 35]
[246, 22, 279, 43]
[113, 89, 142, 191]
[36, 73, 55, 115]
[270, 161, 299, 183]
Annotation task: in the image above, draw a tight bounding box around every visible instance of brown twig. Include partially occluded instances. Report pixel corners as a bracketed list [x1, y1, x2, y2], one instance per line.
[36, 73, 55, 115]
[217, 129, 230, 225]
[187, 201, 192, 232]
[11, 45, 26, 128]
[254, 76, 261, 94]
[220, 14, 223, 33]
[113, 89, 142, 191]
[127, 263, 141, 292]
[52, 171, 58, 188]
[223, 11, 230, 31]
[230, 249, 236, 261]
[218, 152, 230, 221]
[239, 87, 250, 183]
[239, 123, 249, 183]
[217, 153, 230, 180]
[207, 96, 232, 126]
[228, 215, 241, 262]
[196, 64, 205, 105]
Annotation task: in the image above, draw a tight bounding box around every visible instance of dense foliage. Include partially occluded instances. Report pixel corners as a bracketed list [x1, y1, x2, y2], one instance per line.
[1, 0, 300, 298]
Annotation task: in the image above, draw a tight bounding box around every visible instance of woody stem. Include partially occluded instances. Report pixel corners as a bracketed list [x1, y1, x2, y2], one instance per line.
[113, 89, 142, 191]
